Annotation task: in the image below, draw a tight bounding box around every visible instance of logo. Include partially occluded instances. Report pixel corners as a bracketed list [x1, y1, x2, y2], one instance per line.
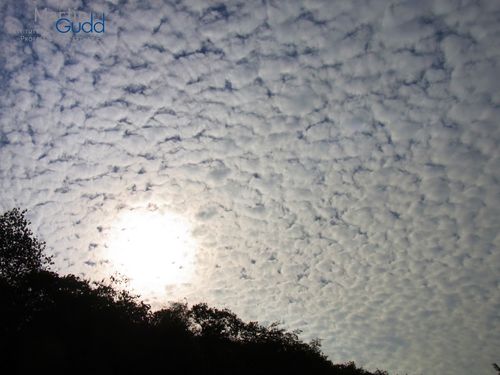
[15, 4, 108, 46]
[55, 13, 105, 34]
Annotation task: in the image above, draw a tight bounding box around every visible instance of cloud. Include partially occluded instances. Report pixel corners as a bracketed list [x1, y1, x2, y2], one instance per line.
[1, 0, 500, 374]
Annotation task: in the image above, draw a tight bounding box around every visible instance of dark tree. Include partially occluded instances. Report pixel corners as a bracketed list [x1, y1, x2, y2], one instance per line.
[0, 208, 390, 375]
[0, 208, 52, 284]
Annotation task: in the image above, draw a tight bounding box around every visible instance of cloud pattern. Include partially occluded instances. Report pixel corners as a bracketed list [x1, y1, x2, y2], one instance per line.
[1, 0, 499, 374]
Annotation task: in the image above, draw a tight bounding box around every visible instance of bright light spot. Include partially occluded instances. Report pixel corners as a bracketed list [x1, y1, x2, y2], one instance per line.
[107, 210, 196, 295]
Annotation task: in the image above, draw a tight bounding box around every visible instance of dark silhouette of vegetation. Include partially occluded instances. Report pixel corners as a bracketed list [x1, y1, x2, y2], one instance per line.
[0, 208, 52, 283]
[0, 208, 393, 374]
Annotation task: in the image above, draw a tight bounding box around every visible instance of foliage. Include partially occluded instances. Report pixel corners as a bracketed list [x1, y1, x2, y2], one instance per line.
[0, 208, 390, 374]
[0, 208, 52, 283]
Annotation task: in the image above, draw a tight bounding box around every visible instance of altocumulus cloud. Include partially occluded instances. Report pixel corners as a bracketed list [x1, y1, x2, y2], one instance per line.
[1, 0, 500, 374]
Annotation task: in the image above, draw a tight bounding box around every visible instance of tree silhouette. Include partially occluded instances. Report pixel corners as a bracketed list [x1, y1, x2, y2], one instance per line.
[0, 208, 52, 284]
[0, 208, 392, 374]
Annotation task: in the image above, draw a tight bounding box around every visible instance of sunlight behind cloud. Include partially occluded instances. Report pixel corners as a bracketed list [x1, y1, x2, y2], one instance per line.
[106, 209, 197, 295]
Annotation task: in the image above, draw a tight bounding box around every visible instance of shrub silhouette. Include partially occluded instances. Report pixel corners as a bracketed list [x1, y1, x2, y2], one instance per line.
[0, 208, 389, 374]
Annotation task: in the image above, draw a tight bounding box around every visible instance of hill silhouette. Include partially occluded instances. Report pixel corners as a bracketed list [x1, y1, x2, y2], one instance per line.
[1, 208, 390, 374]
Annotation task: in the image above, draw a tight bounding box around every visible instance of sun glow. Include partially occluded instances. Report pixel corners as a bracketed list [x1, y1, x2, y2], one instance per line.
[106, 210, 196, 294]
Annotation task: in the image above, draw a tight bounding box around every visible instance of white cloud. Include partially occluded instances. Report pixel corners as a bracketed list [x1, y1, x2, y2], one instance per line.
[1, 0, 500, 374]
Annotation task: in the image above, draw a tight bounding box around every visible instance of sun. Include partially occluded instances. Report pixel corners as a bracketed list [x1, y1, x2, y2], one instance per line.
[106, 209, 196, 295]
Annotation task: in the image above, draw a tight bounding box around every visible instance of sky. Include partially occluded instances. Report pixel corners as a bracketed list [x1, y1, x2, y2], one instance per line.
[1, 0, 499, 374]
